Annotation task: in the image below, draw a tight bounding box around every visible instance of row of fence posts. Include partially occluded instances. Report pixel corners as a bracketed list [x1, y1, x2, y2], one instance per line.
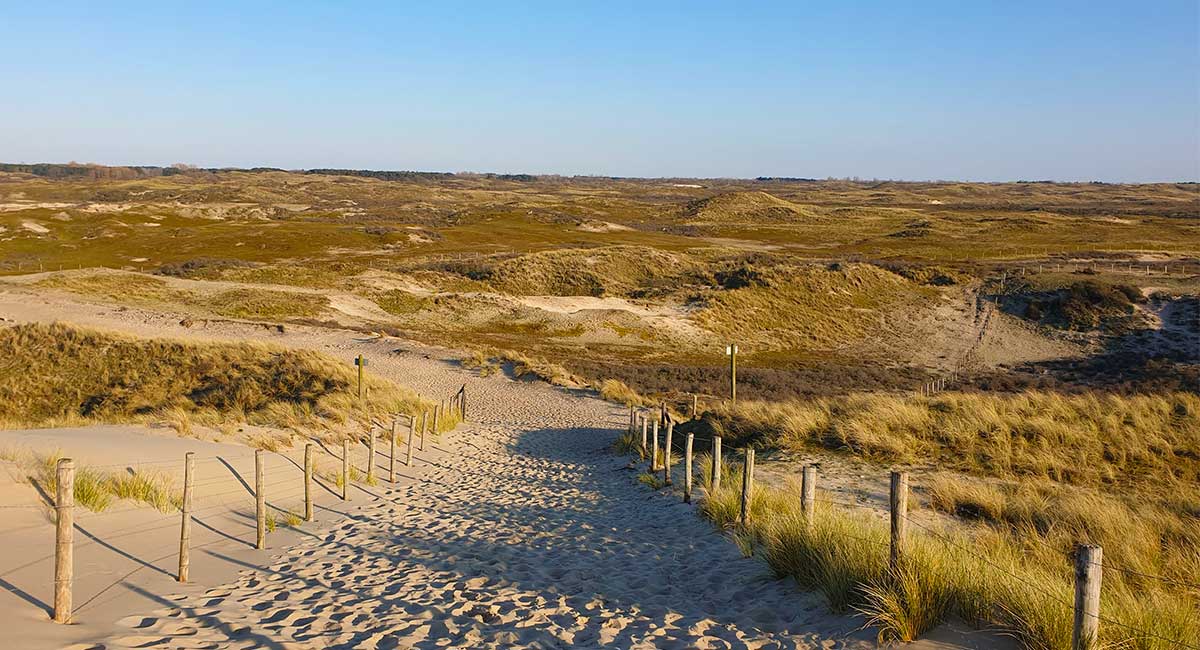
[50, 384, 468, 624]
[919, 370, 956, 396]
[626, 408, 1105, 650]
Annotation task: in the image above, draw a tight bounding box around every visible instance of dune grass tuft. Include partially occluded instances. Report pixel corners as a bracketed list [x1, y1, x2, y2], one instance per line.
[699, 390, 1200, 493]
[29, 451, 180, 512]
[0, 322, 436, 432]
[688, 475, 1198, 649]
[621, 417, 1199, 649]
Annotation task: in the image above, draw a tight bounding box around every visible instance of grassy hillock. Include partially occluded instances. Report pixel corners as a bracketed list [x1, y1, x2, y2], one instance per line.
[1016, 280, 1146, 331]
[694, 263, 926, 349]
[483, 246, 695, 297]
[682, 191, 825, 224]
[0, 322, 437, 432]
[36, 272, 329, 320]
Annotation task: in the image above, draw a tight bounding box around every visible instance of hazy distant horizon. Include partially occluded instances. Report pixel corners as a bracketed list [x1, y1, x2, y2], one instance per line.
[3, 160, 1198, 185]
[2, 3, 1196, 183]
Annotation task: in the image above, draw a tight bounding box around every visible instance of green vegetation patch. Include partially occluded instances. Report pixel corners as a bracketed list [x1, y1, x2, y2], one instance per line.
[205, 288, 328, 320]
[37, 271, 187, 304]
[485, 245, 696, 297]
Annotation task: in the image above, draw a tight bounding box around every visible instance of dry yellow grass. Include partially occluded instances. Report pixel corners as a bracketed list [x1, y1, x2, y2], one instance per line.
[647, 390, 1200, 648]
[704, 391, 1200, 492]
[694, 263, 931, 349]
[691, 464, 1198, 650]
[35, 272, 329, 321]
[0, 322, 434, 432]
[14, 450, 182, 512]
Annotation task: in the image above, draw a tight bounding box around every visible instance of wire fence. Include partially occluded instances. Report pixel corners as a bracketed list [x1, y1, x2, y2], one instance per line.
[0, 378, 470, 630]
[626, 415, 1200, 650]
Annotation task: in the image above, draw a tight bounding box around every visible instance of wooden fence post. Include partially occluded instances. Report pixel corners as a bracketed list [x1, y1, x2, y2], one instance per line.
[684, 433, 694, 503]
[255, 450, 266, 549]
[356, 354, 365, 398]
[341, 440, 350, 501]
[739, 448, 755, 527]
[389, 420, 397, 483]
[433, 404, 440, 436]
[628, 405, 634, 434]
[366, 428, 376, 484]
[692, 394, 698, 420]
[889, 471, 908, 571]
[640, 416, 648, 455]
[663, 421, 674, 485]
[178, 452, 195, 582]
[651, 420, 660, 471]
[419, 411, 428, 451]
[801, 464, 816, 527]
[407, 415, 415, 466]
[461, 387, 467, 421]
[304, 443, 314, 522]
[53, 458, 74, 623]
[711, 436, 723, 492]
[1072, 544, 1103, 650]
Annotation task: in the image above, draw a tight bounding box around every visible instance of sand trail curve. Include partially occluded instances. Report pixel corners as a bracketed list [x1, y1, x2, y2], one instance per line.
[99, 382, 866, 650]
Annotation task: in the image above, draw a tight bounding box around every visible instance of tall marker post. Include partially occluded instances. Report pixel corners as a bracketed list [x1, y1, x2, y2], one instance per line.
[354, 354, 367, 399]
[725, 343, 738, 406]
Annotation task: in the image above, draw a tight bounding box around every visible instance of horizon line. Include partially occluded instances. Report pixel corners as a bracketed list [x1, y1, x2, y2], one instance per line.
[1, 161, 1197, 186]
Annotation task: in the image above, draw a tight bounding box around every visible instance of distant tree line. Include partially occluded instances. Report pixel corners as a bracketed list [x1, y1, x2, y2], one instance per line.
[0, 163, 185, 180]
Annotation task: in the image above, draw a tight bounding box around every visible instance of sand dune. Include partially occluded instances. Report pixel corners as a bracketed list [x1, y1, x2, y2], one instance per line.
[0, 291, 1010, 649]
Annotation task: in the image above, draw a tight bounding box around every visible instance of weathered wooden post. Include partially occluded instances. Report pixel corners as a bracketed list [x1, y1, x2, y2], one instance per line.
[53, 458, 74, 623]
[406, 415, 415, 466]
[651, 420, 660, 471]
[739, 448, 755, 526]
[255, 450, 266, 549]
[1072, 544, 1103, 650]
[628, 405, 635, 434]
[801, 464, 816, 527]
[889, 471, 908, 571]
[461, 387, 467, 421]
[432, 404, 441, 436]
[684, 433, 694, 503]
[304, 443, 314, 521]
[341, 440, 350, 501]
[640, 415, 648, 456]
[663, 421, 674, 485]
[354, 354, 367, 398]
[366, 427, 376, 484]
[711, 436, 723, 492]
[389, 420, 397, 482]
[419, 411, 428, 451]
[691, 394, 698, 420]
[178, 452, 195, 582]
[725, 343, 739, 405]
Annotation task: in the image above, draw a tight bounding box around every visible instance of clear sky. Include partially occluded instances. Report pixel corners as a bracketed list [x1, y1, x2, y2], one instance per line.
[1, 2, 1197, 181]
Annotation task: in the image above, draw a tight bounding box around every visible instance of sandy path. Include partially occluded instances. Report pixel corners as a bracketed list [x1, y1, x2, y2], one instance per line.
[93, 372, 869, 649]
[0, 288, 880, 649]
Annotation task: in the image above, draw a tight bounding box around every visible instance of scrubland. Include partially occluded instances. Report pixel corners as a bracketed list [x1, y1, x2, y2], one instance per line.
[1, 166, 1197, 648]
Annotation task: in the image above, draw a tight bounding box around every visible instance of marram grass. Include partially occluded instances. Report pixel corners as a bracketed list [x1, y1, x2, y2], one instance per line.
[625, 443, 1199, 649]
[0, 322, 442, 434]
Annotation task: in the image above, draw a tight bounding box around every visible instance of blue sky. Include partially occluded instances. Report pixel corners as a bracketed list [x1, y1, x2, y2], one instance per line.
[1, 2, 1196, 181]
